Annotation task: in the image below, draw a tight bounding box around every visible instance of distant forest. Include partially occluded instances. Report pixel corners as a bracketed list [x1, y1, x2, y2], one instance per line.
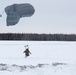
[0, 33, 76, 41]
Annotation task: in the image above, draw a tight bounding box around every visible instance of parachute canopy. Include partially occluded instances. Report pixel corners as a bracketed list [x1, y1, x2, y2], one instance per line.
[5, 3, 35, 26]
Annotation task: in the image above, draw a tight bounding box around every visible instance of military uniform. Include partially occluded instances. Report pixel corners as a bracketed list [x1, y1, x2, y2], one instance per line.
[23, 48, 31, 57]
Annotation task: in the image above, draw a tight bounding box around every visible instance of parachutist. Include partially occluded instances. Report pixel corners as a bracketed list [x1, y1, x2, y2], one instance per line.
[23, 45, 31, 58]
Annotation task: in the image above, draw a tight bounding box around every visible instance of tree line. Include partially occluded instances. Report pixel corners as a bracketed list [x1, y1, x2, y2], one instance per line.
[0, 33, 76, 41]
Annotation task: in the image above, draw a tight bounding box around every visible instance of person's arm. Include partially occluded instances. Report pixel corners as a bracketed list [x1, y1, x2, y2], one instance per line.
[30, 52, 32, 54]
[23, 50, 25, 53]
[29, 51, 31, 54]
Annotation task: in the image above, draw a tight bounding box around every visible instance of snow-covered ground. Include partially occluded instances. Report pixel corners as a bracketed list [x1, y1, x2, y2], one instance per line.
[0, 41, 76, 75]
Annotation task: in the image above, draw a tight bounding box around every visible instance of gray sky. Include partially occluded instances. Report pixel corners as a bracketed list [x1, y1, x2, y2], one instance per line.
[0, 0, 76, 34]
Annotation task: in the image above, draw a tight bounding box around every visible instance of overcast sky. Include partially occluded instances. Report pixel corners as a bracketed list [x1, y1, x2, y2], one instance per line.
[0, 0, 76, 34]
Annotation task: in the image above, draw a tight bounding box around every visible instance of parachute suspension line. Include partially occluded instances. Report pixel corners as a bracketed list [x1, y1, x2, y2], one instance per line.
[2, 10, 4, 15]
[0, 10, 4, 17]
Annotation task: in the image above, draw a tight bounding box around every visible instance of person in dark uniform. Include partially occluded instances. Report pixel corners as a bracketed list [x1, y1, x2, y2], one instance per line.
[23, 45, 31, 58]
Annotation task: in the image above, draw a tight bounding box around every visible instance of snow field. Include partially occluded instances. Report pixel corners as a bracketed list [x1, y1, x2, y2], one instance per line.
[0, 41, 76, 75]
